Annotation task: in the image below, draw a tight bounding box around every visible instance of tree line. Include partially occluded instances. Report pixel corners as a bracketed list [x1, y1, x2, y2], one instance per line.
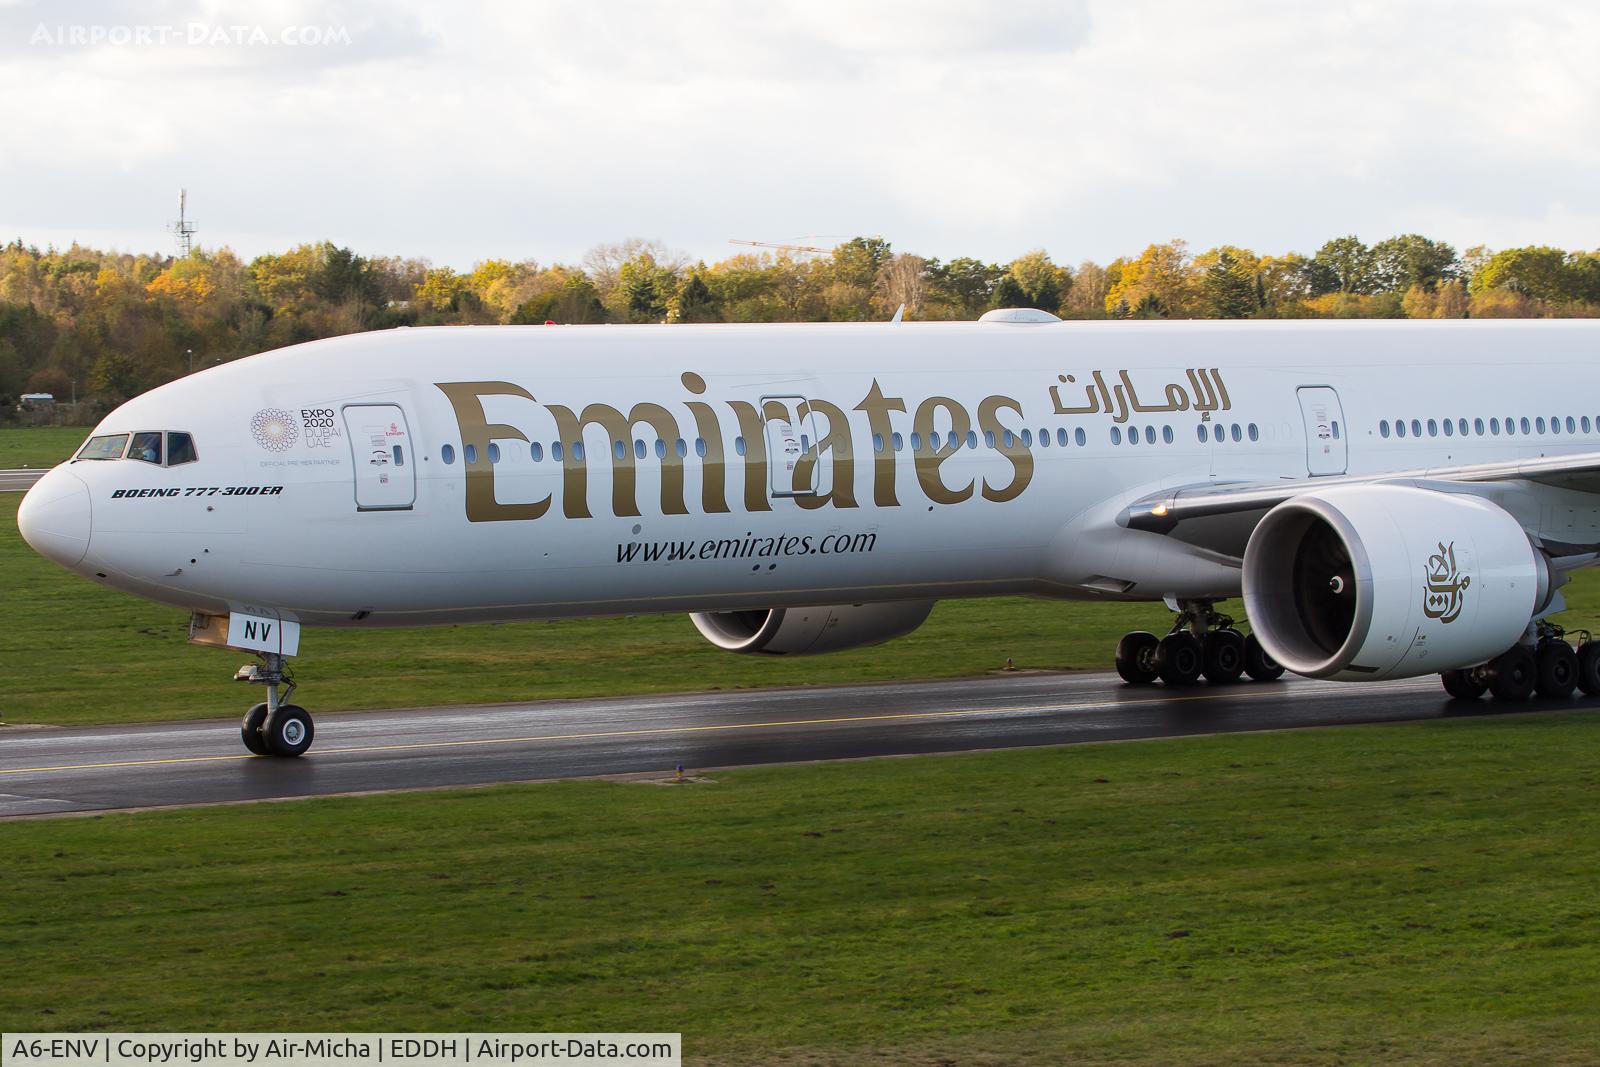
[1, 232, 1597, 422]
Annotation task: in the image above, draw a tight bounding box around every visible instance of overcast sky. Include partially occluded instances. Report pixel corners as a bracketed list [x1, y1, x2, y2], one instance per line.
[3, 0, 1597, 270]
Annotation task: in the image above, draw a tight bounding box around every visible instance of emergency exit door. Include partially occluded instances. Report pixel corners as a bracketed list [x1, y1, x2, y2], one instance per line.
[343, 404, 415, 510]
[1297, 386, 1347, 476]
[761, 395, 819, 497]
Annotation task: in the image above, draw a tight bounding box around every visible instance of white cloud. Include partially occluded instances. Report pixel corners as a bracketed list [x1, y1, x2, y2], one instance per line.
[0, 0, 1596, 268]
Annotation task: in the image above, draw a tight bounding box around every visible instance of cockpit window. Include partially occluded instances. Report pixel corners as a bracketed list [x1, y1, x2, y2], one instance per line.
[129, 431, 163, 465]
[76, 434, 129, 461]
[167, 432, 198, 466]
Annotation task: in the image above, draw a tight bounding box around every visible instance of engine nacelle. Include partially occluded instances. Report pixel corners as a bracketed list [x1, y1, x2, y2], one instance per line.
[691, 601, 935, 656]
[1243, 486, 1547, 681]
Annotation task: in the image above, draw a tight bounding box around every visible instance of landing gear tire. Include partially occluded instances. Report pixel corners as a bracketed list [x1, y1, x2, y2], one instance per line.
[1243, 633, 1285, 682]
[241, 703, 271, 755]
[1201, 629, 1246, 684]
[1155, 632, 1204, 686]
[1115, 631, 1161, 685]
[1486, 646, 1536, 702]
[1440, 668, 1487, 701]
[1578, 642, 1600, 696]
[265, 705, 315, 758]
[1535, 640, 1578, 699]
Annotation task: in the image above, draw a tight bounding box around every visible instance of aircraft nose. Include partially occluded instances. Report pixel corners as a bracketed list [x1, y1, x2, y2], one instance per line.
[17, 467, 92, 568]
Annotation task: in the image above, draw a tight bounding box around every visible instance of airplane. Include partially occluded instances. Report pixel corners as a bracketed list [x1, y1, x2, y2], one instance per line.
[18, 311, 1600, 757]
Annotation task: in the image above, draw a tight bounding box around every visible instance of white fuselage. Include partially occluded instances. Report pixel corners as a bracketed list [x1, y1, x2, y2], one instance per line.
[20, 319, 1600, 629]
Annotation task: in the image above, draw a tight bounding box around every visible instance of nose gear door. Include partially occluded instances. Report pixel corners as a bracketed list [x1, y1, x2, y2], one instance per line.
[342, 403, 416, 510]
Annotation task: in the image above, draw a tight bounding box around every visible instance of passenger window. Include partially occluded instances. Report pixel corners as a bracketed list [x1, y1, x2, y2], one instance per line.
[1537, 417, 1548, 434]
[574, 442, 586, 461]
[1197, 425, 1208, 443]
[1397, 421, 1407, 438]
[1247, 423, 1259, 442]
[76, 433, 129, 461]
[552, 442, 564, 461]
[1426, 419, 1437, 437]
[1568, 416, 1577, 434]
[635, 439, 646, 460]
[656, 439, 667, 459]
[873, 433, 884, 453]
[893, 432, 904, 451]
[1409, 419, 1421, 437]
[1075, 428, 1086, 446]
[530, 442, 542, 462]
[734, 437, 746, 456]
[1474, 418, 1484, 436]
[489, 443, 502, 464]
[1003, 430, 1015, 448]
[1551, 418, 1561, 436]
[1056, 428, 1068, 447]
[441, 444, 456, 465]
[1458, 419, 1468, 436]
[910, 432, 922, 452]
[1380, 420, 1390, 438]
[129, 431, 163, 465]
[695, 438, 707, 458]
[167, 432, 198, 465]
[1038, 427, 1049, 446]
[1127, 428, 1139, 446]
[1443, 419, 1453, 437]
[464, 444, 478, 465]
[1490, 419, 1499, 436]
[1164, 426, 1175, 444]
[1110, 427, 1122, 445]
[1585, 417, 1593, 434]
[613, 440, 625, 460]
[1521, 417, 1531, 434]
[1231, 423, 1242, 442]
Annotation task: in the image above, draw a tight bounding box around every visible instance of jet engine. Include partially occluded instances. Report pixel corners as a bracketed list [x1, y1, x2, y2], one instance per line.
[1242, 485, 1550, 681]
[691, 601, 935, 655]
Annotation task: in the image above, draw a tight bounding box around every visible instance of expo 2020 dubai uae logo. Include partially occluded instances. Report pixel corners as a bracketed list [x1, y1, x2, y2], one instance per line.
[251, 408, 299, 452]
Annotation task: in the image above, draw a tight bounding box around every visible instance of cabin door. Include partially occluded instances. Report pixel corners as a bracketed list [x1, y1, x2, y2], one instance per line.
[760, 395, 820, 497]
[1297, 386, 1347, 476]
[342, 403, 416, 510]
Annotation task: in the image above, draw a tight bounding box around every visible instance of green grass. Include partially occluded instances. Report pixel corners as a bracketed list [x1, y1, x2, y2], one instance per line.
[0, 425, 91, 468]
[4, 714, 1600, 1063]
[8, 489, 1600, 728]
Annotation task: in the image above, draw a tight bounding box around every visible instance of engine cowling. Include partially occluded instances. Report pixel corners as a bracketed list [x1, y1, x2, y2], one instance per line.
[691, 601, 935, 655]
[1242, 485, 1549, 681]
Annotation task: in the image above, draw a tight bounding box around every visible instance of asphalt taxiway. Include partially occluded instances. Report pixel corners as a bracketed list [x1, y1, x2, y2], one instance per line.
[5, 669, 1589, 818]
[0, 469, 47, 492]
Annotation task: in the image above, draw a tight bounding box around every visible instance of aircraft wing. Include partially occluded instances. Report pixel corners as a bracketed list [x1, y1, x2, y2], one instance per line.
[1120, 450, 1600, 552]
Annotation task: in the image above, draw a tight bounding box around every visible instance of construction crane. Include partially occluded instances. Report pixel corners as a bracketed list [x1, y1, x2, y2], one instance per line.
[728, 238, 832, 255]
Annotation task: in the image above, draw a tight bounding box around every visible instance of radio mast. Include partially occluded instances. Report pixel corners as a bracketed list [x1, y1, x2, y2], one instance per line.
[168, 188, 197, 256]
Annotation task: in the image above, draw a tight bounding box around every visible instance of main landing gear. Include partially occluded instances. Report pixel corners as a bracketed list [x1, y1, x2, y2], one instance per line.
[1440, 624, 1600, 703]
[1115, 600, 1284, 687]
[236, 652, 315, 757]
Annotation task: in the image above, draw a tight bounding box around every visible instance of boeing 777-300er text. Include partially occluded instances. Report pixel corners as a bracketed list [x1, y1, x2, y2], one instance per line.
[18, 311, 1600, 756]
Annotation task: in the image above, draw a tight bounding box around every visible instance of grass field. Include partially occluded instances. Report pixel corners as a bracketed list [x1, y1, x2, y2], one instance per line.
[8, 485, 1600, 727]
[4, 713, 1599, 1063]
[0, 425, 91, 468]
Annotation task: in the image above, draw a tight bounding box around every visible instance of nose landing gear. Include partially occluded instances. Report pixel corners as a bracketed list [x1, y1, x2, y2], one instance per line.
[1115, 601, 1283, 687]
[236, 652, 314, 757]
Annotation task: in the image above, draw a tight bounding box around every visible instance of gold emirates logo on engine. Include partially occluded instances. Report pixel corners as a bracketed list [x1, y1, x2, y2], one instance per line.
[1422, 540, 1470, 623]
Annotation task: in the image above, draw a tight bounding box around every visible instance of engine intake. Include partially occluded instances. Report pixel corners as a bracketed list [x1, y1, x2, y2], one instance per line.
[1243, 486, 1546, 680]
[691, 601, 935, 656]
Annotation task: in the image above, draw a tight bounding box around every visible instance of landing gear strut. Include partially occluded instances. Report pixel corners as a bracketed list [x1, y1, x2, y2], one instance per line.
[1116, 601, 1282, 687]
[236, 652, 314, 757]
[1441, 622, 1600, 703]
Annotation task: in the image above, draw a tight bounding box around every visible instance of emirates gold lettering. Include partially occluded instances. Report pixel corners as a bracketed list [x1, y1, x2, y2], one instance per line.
[435, 374, 1038, 522]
